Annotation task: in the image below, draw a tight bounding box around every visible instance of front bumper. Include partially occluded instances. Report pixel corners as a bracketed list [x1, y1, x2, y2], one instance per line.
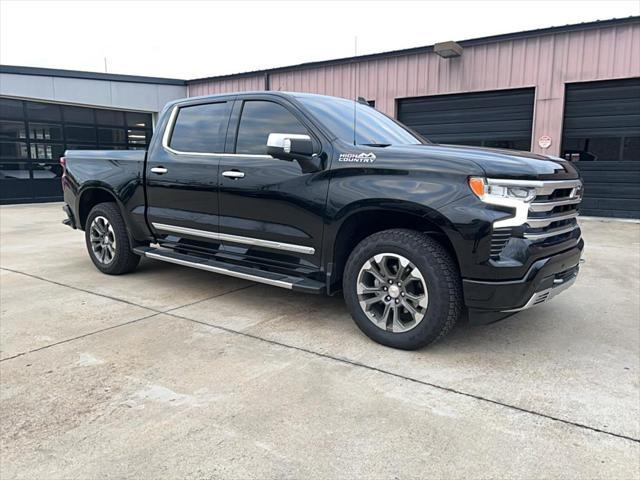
[463, 239, 584, 324]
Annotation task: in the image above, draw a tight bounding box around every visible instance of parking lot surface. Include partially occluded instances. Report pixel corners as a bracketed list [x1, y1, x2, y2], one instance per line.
[1, 203, 639, 479]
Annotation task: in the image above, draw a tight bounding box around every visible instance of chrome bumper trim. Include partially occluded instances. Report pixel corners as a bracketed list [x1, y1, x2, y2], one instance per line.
[503, 268, 579, 312]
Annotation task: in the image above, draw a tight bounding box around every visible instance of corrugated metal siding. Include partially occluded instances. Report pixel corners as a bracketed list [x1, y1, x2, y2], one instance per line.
[563, 78, 640, 137]
[188, 75, 265, 96]
[397, 88, 535, 146]
[562, 78, 640, 218]
[187, 22, 640, 156]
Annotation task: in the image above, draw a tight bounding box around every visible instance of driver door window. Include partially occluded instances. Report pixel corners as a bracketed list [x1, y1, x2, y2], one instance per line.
[235, 101, 308, 155]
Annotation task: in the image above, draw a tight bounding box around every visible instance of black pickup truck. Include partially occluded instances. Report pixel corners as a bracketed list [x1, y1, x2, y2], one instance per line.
[62, 92, 584, 349]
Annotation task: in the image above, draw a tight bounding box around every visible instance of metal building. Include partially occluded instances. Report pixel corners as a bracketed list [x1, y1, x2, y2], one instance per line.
[0, 67, 186, 204]
[1, 17, 638, 217]
[189, 17, 640, 218]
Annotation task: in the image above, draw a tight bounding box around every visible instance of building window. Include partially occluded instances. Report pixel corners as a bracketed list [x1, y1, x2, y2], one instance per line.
[561, 137, 639, 162]
[0, 97, 153, 203]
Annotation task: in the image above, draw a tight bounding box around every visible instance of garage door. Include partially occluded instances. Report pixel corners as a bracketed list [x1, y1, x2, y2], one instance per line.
[397, 88, 535, 151]
[0, 97, 153, 205]
[561, 78, 640, 219]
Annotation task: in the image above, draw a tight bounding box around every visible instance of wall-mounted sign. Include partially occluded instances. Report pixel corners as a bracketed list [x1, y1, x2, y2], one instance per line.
[538, 135, 552, 149]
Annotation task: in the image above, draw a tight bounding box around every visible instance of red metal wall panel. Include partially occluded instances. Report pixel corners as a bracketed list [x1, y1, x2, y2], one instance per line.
[187, 23, 640, 155]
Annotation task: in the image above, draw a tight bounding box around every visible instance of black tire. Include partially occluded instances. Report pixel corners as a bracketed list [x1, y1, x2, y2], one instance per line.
[84, 202, 140, 275]
[343, 229, 462, 350]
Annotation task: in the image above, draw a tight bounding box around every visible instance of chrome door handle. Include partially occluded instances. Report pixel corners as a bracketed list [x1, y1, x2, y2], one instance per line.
[150, 167, 168, 175]
[222, 170, 245, 179]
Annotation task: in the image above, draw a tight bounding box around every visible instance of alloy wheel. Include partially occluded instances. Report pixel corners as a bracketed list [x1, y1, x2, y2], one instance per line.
[89, 216, 117, 265]
[356, 253, 429, 333]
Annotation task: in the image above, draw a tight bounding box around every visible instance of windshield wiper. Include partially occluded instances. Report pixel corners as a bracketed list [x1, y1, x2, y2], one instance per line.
[361, 143, 391, 147]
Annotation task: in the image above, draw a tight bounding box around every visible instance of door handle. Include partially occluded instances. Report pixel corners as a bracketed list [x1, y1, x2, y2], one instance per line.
[150, 166, 168, 175]
[222, 170, 245, 179]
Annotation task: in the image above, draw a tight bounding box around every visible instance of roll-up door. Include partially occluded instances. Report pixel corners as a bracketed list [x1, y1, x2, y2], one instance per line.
[397, 88, 535, 151]
[561, 78, 640, 218]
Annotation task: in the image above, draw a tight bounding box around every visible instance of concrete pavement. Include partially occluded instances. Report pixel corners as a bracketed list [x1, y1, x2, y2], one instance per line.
[1, 203, 638, 479]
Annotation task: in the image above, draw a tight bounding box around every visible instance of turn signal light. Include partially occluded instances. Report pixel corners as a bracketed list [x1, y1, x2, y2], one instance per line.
[468, 177, 485, 198]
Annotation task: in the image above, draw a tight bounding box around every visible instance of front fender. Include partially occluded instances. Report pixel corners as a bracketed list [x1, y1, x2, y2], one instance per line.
[327, 198, 461, 240]
[321, 198, 468, 294]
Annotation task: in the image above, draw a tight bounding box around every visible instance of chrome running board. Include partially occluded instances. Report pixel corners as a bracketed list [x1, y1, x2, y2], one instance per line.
[133, 246, 324, 294]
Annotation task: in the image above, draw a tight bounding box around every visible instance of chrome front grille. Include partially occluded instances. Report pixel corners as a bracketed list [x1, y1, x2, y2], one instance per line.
[524, 179, 582, 242]
[484, 178, 583, 259]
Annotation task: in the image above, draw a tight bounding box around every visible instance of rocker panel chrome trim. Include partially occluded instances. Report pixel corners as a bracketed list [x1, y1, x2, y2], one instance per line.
[152, 222, 316, 255]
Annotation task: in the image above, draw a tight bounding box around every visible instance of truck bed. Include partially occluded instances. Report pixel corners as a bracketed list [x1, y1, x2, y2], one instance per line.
[64, 149, 147, 186]
[65, 149, 146, 165]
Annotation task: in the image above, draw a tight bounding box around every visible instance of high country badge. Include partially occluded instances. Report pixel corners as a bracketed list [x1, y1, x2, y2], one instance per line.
[338, 152, 377, 163]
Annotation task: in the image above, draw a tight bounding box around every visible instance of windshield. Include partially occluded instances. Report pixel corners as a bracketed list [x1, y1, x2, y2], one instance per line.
[297, 95, 424, 146]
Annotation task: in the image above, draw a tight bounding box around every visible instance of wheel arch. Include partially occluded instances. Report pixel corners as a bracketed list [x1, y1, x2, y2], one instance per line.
[76, 185, 124, 231]
[326, 201, 460, 294]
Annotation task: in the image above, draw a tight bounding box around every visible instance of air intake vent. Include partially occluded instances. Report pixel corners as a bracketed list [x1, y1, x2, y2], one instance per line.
[533, 292, 551, 305]
[490, 228, 512, 259]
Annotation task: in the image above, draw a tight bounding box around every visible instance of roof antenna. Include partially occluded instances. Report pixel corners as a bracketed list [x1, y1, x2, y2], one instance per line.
[353, 36, 358, 146]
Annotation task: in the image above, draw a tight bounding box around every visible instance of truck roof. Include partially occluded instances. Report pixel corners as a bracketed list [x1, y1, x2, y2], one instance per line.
[168, 91, 342, 107]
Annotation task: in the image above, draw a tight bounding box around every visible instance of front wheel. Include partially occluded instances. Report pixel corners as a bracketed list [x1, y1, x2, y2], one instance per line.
[343, 229, 462, 350]
[85, 202, 140, 275]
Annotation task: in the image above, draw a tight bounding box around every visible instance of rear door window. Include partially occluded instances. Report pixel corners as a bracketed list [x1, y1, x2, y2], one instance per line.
[235, 101, 308, 155]
[169, 102, 230, 153]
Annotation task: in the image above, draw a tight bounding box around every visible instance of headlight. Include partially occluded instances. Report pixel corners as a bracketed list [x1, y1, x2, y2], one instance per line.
[468, 177, 536, 202]
[468, 177, 538, 228]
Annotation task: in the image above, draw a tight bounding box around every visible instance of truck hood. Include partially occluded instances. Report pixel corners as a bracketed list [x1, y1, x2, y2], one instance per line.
[376, 143, 579, 179]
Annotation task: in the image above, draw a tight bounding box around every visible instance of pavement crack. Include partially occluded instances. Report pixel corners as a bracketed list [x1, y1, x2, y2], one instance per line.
[0, 312, 161, 362]
[163, 283, 256, 313]
[0, 267, 256, 361]
[168, 312, 640, 445]
[1, 267, 163, 314]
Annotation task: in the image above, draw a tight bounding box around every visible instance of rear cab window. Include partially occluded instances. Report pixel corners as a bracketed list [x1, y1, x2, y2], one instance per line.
[169, 102, 230, 153]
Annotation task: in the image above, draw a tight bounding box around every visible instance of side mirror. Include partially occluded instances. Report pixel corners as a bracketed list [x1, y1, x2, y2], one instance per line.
[267, 133, 314, 161]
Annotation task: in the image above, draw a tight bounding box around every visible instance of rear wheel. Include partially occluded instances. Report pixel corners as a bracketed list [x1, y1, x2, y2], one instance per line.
[85, 202, 140, 275]
[343, 229, 462, 350]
